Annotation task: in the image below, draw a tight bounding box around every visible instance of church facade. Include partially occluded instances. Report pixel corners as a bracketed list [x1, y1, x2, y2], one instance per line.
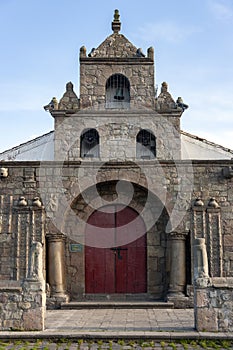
[1, 10, 233, 317]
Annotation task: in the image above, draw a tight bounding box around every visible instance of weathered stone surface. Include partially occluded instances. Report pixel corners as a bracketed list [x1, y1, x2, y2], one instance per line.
[195, 308, 218, 332]
[1, 10, 233, 333]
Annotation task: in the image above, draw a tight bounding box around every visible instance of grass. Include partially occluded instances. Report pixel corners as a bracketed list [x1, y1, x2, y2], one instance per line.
[0, 339, 232, 349]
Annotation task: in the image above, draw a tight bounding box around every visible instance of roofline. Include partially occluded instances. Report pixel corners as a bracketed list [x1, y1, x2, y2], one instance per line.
[1, 129, 232, 159]
[181, 130, 233, 155]
[0, 131, 54, 156]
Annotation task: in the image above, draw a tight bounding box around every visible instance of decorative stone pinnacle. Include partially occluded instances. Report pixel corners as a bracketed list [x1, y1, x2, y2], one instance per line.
[114, 9, 120, 21]
[208, 197, 220, 209]
[161, 82, 168, 93]
[66, 82, 73, 92]
[112, 9, 121, 34]
[194, 197, 204, 207]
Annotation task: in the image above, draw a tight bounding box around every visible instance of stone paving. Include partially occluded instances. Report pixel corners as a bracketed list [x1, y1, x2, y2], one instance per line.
[45, 308, 194, 332]
[1, 308, 233, 350]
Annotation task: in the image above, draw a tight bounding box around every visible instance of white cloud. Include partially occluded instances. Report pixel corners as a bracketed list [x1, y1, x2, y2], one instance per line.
[137, 21, 201, 44]
[208, 0, 233, 21]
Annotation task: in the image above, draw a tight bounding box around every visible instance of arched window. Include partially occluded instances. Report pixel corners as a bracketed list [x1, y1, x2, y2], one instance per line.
[80, 129, 100, 158]
[106, 74, 130, 109]
[136, 129, 156, 159]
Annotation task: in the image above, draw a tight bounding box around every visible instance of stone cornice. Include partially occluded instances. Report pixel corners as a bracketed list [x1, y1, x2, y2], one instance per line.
[80, 57, 154, 64]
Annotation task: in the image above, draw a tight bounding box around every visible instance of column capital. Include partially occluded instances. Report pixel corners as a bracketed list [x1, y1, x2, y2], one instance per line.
[169, 231, 187, 240]
[46, 233, 67, 243]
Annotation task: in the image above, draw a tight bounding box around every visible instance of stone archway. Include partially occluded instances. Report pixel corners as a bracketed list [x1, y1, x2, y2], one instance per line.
[64, 180, 174, 301]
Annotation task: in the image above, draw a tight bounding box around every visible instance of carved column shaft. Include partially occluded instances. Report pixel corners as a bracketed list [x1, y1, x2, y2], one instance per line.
[192, 204, 205, 283]
[47, 234, 67, 297]
[206, 208, 222, 277]
[168, 232, 187, 296]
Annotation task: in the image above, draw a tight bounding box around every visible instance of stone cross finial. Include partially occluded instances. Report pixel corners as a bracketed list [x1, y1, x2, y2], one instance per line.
[114, 9, 120, 21]
[112, 9, 121, 34]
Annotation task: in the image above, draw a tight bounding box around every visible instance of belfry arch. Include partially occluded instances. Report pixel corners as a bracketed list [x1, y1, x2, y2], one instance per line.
[105, 74, 130, 109]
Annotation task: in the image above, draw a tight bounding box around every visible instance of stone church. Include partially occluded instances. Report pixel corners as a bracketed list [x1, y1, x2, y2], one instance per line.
[1, 10, 233, 320]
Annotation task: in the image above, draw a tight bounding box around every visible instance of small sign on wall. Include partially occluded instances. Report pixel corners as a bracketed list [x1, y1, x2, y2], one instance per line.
[69, 243, 83, 253]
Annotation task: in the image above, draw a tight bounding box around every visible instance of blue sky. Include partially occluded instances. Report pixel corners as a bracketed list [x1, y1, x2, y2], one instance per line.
[0, 0, 233, 152]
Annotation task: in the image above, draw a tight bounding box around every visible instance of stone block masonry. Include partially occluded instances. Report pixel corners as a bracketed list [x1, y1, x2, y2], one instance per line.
[0, 279, 46, 331]
[1, 160, 233, 329]
[0, 241, 46, 331]
[195, 278, 233, 332]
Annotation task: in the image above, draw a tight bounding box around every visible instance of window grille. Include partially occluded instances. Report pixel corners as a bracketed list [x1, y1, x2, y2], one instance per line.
[80, 129, 100, 158]
[106, 74, 130, 109]
[136, 130, 156, 159]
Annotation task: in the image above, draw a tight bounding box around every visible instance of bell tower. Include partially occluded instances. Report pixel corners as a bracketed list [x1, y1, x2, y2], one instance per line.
[79, 10, 156, 110]
[49, 10, 187, 162]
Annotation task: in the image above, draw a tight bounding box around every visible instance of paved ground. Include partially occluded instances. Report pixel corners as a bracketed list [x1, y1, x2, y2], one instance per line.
[1, 308, 233, 348]
[45, 308, 194, 333]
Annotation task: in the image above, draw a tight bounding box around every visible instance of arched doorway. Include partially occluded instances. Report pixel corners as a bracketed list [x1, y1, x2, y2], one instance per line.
[85, 204, 147, 294]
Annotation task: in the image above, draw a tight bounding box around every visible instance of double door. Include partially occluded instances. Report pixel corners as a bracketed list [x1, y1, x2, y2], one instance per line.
[85, 205, 147, 294]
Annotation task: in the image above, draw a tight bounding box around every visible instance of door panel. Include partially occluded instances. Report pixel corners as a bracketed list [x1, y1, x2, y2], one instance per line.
[85, 205, 147, 294]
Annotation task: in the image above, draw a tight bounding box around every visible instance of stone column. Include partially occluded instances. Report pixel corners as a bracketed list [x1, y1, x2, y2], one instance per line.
[47, 234, 69, 302]
[168, 232, 187, 299]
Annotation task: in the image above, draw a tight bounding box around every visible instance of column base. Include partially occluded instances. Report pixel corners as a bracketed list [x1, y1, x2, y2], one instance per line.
[46, 293, 70, 310]
[167, 292, 192, 308]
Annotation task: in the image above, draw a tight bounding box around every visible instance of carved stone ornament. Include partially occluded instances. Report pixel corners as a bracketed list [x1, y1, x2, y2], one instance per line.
[193, 197, 204, 207]
[222, 166, 233, 179]
[0, 167, 8, 178]
[156, 82, 176, 111]
[80, 46, 87, 57]
[112, 9, 121, 34]
[43, 97, 58, 112]
[18, 196, 28, 207]
[195, 277, 211, 288]
[32, 197, 42, 208]
[147, 47, 154, 60]
[27, 242, 43, 281]
[208, 197, 220, 209]
[193, 238, 210, 288]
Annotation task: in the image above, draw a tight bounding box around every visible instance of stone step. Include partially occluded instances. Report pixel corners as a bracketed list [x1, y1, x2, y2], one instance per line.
[61, 301, 174, 309]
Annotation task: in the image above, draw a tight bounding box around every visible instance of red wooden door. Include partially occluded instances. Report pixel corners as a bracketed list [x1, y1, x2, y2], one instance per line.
[85, 205, 147, 293]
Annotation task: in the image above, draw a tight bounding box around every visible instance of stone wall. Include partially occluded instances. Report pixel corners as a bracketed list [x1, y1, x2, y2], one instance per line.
[1, 160, 233, 308]
[53, 112, 181, 162]
[0, 280, 46, 331]
[80, 59, 155, 110]
[0, 184, 46, 282]
[0, 241, 46, 331]
[195, 278, 233, 332]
